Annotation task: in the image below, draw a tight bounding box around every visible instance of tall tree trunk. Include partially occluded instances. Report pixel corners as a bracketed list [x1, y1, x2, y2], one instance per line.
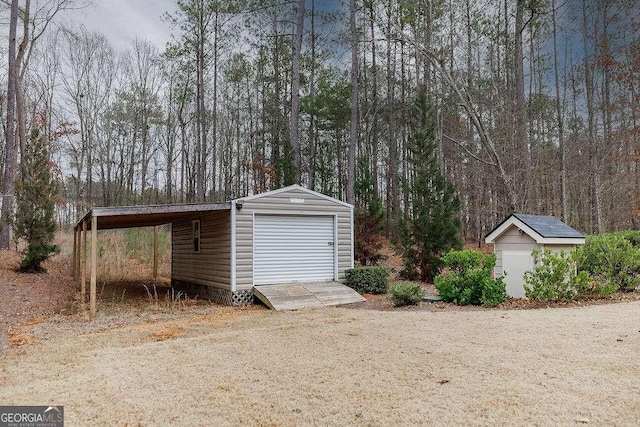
[272, 20, 282, 187]
[308, 0, 317, 190]
[346, 0, 358, 205]
[582, 0, 600, 233]
[386, 0, 398, 228]
[514, 0, 529, 208]
[211, 10, 219, 200]
[599, 2, 611, 232]
[369, 3, 379, 203]
[290, 0, 304, 183]
[552, 0, 568, 221]
[15, 0, 30, 165]
[196, 0, 207, 202]
[1, 0, 19, 249]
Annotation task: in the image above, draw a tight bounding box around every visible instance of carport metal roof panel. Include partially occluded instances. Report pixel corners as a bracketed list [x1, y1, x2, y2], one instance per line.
[76, 202, 231, 230]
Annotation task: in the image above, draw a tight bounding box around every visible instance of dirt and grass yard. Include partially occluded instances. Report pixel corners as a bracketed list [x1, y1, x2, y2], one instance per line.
[1, 291, 639, 424]
[1, 235, 639, 426]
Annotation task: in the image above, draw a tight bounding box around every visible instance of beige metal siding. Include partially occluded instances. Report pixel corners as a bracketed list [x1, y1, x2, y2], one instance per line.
[172, 210, 231, 289]
[235, 188, 352, 291]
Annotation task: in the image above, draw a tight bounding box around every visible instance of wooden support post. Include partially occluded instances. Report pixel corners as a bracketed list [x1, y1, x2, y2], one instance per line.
[75, 227, 80, 279]
[153, 226, 158, 280]
[90, 216, 97, 320]
[76, 227, 81, 279]
[72, 226, 77, 279]
[81, 220, 87, 303]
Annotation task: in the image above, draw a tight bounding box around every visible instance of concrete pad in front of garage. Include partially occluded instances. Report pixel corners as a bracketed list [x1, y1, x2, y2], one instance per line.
[253, 282, 365, 311]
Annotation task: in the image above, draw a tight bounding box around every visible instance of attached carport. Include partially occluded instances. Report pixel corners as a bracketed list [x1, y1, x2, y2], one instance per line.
[73, 203, 230, 319]
[73, 185, 356, 318]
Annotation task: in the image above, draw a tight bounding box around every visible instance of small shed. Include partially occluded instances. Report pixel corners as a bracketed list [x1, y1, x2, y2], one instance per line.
[484, 213, 585, 298]
[74, 185, 354, 316]
[171, 184, 354, 305]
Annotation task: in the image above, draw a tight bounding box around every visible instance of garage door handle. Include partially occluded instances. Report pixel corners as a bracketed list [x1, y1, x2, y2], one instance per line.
[328, 242, 334, 246]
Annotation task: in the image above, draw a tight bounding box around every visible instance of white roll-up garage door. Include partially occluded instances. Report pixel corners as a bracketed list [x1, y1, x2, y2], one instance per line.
[254, 215, 335, 285]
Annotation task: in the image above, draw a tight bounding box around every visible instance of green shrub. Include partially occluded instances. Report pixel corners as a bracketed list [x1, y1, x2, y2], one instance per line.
[390, 282, 425, 306]
[434, 250, 507, 307]
[481, 276, 508, 307]
[610, 230, 640, 248]
[441, 249, 495, 273]
[524, 249, 581, 301]
[522, 248, 615, 301]
[345, 267, 389, 294]
[20, 242, 60, 272]
[578, 233, 640, 292]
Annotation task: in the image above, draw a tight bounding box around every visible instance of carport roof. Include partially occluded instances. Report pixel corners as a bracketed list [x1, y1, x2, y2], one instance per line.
[75, 202, 231, 230]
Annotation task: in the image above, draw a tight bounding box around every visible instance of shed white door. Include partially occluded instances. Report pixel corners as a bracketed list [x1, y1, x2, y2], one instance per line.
[253, 215, 335, 285]
[502, 250, 535, 298]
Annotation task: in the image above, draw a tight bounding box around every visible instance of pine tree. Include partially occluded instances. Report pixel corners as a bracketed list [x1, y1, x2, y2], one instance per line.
[399, 91, 461, 282]
[13, 123, 60, 272]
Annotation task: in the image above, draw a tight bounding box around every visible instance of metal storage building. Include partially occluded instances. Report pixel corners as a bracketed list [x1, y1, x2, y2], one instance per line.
[171, 185, 354, 304]
[484, 213, 585, 298]
[74, 185, 355, 316]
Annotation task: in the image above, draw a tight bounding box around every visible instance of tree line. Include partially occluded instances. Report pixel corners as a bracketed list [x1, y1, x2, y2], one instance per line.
[1, 0, 639, 249]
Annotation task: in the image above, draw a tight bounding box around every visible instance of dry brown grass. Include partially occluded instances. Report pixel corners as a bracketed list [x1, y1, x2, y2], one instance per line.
[7, 317, 46, 347]
[1, 226, 174, 349]
[55, 226, 171, 282]
[1, 301, 638, 426]
[91, 227, 172, 282]
[150, 326, 184, 341]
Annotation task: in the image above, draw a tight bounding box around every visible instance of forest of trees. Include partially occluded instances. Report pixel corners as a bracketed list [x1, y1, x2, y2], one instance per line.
[1, 0, 639, 246]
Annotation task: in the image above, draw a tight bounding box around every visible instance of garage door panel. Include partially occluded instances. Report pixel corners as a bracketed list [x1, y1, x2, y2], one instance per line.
[254, 215, 335, 285]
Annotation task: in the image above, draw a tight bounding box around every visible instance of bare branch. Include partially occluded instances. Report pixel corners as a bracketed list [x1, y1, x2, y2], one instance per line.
[441, 133, 496, 167]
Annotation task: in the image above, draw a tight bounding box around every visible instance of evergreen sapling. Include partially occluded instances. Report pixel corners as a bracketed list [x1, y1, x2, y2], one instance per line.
[13, 124, 60, 272]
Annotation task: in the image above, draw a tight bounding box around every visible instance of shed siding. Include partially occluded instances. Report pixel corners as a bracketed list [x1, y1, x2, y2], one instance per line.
[235, 188, 352, 291]
[495, 225, 539, 248]
[172, 210, 231, 289]
[541, 244, 575, 253]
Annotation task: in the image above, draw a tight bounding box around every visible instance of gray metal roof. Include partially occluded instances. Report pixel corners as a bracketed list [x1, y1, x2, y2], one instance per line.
[513, 213, 584, 238]
[76, 202, 231, 230]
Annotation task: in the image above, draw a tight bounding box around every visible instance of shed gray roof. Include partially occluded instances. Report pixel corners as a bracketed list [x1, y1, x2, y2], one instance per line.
[512, 213, 584, 238]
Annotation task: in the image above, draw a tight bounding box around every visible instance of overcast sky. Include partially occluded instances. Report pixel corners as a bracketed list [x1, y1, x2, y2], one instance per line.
[64, 0, 177, 51]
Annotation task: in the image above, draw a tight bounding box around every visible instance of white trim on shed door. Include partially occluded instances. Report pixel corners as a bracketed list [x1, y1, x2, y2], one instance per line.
[253, 214, 336, 285]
